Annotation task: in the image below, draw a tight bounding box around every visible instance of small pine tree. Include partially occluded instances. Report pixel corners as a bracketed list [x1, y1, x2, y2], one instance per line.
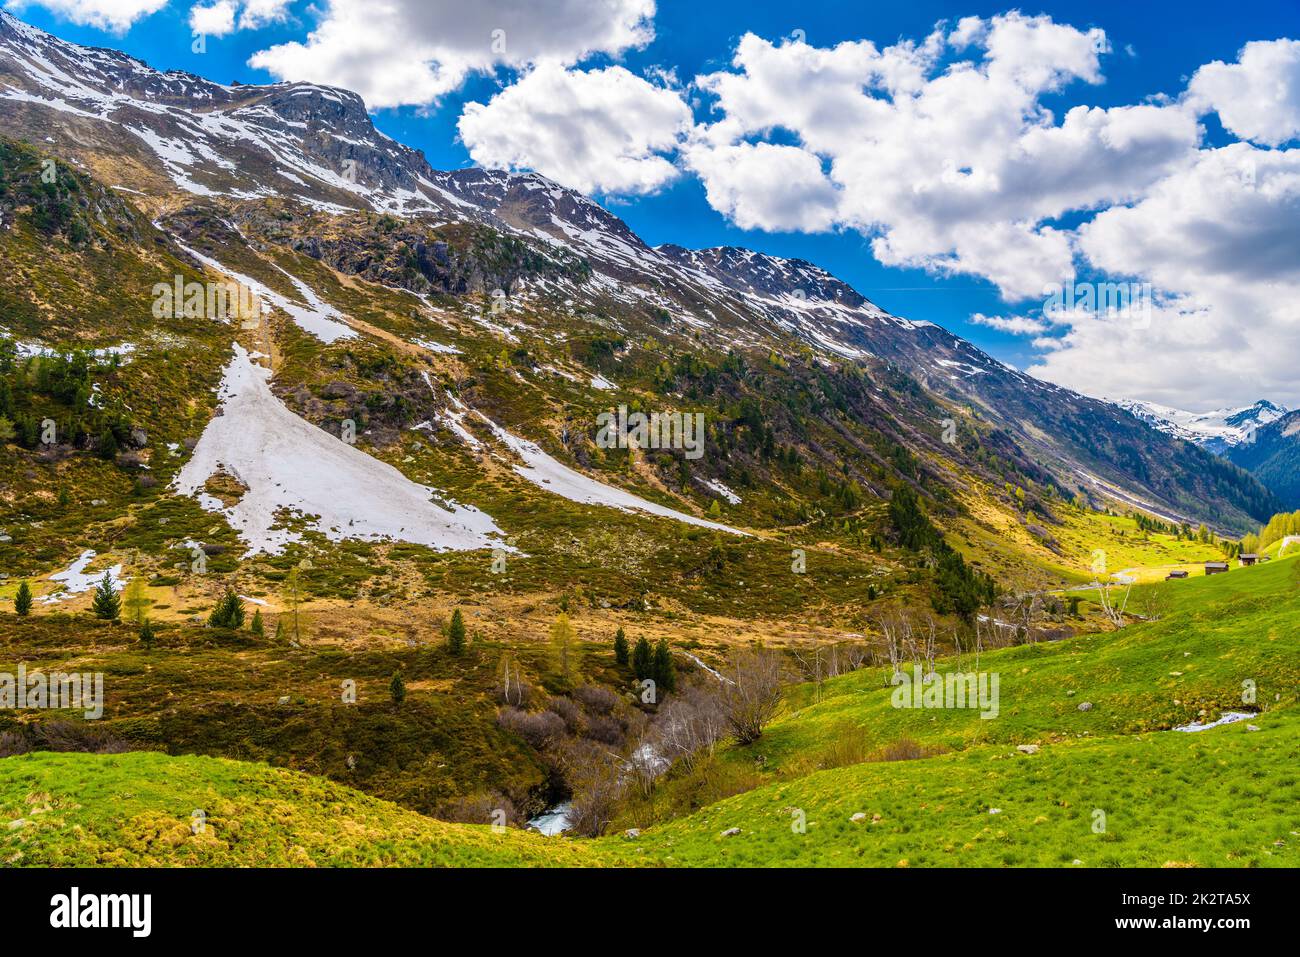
[274, 618, 286, 641]
[122, 576, 150, 624]
[389, 670, 406, 706]
[91, 571, 121, 620]
[652, 639, 676, 693]
[250, 609, 264, 636]
[613, 626, 629, 666]
[549, 613, 581, 683]
[207, 588, 245, 629]
[447, 608, 466, 656]
[97, 428, 119, 460]
[14, 580, 32, 617]
[707, 499, 722, 518]
[139, 617, 155, 649]
[632, 636, 653, 680]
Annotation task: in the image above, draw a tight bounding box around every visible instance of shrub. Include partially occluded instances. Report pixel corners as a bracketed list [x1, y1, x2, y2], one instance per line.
[496, 707, 566, 749]
[545, 696, 584, 735]
[719, 647, 787, 745]
[574, 684, 619, 716]
[0, 721, 134, 758]
[207, 588, 245, 629]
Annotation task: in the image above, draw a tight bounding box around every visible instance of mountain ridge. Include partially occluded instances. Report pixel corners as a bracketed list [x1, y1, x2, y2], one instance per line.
[0, 9, 1281, 536]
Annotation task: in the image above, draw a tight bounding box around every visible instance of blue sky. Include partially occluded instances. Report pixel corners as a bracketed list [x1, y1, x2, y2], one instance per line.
[7, 1, 1300, 408]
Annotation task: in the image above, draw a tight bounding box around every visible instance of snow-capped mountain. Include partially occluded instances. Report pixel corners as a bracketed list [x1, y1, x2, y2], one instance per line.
[0, 9, 1283, 533]
[1116, 399, 1289, 454]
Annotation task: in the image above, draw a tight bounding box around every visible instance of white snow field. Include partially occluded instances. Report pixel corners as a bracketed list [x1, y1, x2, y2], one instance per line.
[177, 242, 356, 344]
[471, 412, 747, 536]
[42, 549, 124, 603]
[174, 344, 508, 556]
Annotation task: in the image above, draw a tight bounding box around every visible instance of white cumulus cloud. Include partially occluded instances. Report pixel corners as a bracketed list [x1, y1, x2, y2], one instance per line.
[458, 62, 691, 195]
[190, 1, 291, 36]
[5, 0, 167, 33]
[1187, 39, 1300, 147]
[686, 13, 1200, 300]
[249, 0, 656, 110]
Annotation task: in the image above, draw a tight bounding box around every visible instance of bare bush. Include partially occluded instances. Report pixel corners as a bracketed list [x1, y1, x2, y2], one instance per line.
[496, 707, 566, 749]
[654, 681, 727, 771]
[876, 737, 948, 762]
[0, 721, 134, 758]
[496, 656, 531, 707]
[1132, 584, 1171, 622]
[546, 695, 585, 735]
[560, 738, 626, 837]
[584, 714, 625, 746]
[574, 683, 619, 716]
[719, 647, 788, 745]
[437, 791, 519, 827]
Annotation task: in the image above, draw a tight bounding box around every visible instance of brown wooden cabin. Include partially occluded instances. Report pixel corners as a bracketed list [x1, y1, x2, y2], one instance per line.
[1205, 562, 1230, 575]
[1166, 570, 1190, 580]
[1240, 554, 1259, 566]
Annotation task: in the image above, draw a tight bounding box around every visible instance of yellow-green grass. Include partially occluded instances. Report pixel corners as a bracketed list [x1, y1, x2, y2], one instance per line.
[0, 750, 594, 867]
[752, 552, 1300, 776]
[952, 497, 1227, 588]
[601, 704, 1300, 867]
[5, 706, 1297, 868]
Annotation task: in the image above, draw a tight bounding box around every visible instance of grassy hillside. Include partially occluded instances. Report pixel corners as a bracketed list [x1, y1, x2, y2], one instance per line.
[602, 704, 1300, 867]
[0, 750, 591, 867]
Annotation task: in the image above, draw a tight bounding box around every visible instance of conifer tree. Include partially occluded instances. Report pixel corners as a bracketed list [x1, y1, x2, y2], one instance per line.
[139, 617, 155, 649]
[613, 626, 629, 666]
[653, 639, 676, 693]
[207, 588, 244, 629]
[549, 612, 580, 681]
[91, 571, 121, 620]
[122, 576, 150, 624]
[389, 670, 406, 706]
[447, 608, 466, 656]
[632, 636, 653, 681]
[14, 580, 32, 617]
[250, 609, 264, 637]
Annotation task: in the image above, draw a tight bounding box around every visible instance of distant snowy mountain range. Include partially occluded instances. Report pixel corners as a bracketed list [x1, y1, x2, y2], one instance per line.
[1114, 399, 1289, 454]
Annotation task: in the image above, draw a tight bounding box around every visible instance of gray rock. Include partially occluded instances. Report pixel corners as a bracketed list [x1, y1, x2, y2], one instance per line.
[1016, 744, 1040, 754]
[720, 827, 741, 837]
[1077, 701, 1094, 712]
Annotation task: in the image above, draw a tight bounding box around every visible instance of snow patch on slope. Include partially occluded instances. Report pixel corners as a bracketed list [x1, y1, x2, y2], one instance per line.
[174, 344, 506, 556]
[42, 549, 123, 603]
[471, 412, 746, 535]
